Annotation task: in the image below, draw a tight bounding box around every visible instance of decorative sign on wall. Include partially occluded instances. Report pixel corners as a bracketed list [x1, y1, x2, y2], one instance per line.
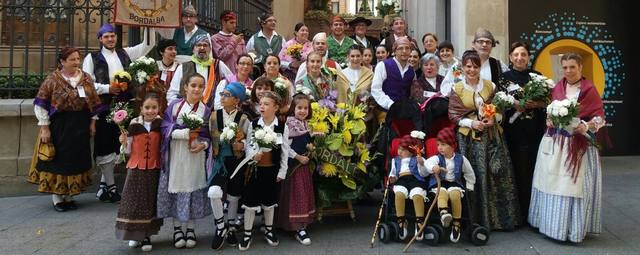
[114, 0, 182, 28]
[509, 0, 635, 155]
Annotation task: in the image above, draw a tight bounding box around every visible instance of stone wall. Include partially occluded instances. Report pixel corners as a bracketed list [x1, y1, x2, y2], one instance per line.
[0, 99, 126, 197]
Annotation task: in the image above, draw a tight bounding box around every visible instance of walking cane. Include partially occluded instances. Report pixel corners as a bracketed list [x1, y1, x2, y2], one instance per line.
[402, 172, 442, 252]
[369, 177, 391, 247]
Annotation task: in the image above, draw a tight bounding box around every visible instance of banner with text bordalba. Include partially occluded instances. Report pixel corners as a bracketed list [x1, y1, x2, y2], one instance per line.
[114, 0, 181, 28]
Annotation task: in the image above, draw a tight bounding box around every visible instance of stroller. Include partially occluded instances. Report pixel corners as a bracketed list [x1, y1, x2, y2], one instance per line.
[421, 96, 490, 246]
[373, 98, 431, 243]
[375, 96, 490, 246]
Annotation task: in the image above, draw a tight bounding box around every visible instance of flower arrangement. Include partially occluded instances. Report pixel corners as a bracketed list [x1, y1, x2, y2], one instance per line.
[273, 77, 289, 102]
[521, 73, 555, 106]
[376, 0, 400, 17]
[410, 130, 426, 140]
[547, 99, 580, 129]
[451, 65, 464, 83]
[481, 104, 497, 124]
[112, 70, 131, 91]
[492, 91, 516, 112]
[296, 84, 315, 100]
[107, 101, 134, 133]
[128, 56, 158, 87]
[251, 127, 278, 152]
[309, 101, 369, 184]
[180, 112, 204, 148]
[286, 43, 304, 61]
[107, 101, 133, 164]
[220, 122, 245, 144]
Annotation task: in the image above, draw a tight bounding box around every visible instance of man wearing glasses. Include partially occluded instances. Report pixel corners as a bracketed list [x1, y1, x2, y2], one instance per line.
[158, 4, 210, 63]
[167, 34, 232, 107]
[440, 27, 508, 96]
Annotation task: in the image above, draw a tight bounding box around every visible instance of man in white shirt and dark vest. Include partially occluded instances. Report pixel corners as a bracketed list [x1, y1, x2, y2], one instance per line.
[157, 4, 210, 63]
[82, 24, 156, 203]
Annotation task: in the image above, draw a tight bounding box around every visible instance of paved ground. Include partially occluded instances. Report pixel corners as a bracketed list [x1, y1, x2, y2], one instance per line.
[1, 156, 639, 255]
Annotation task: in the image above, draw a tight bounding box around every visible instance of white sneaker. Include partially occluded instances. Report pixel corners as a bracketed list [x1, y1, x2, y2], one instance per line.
[128, 240, 141, 248]
[295, 229, 311, 245]
[440, 212, 453, 228]
[141, 238, 152, 252]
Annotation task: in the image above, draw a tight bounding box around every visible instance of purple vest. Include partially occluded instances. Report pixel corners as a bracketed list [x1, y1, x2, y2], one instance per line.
[382, 58, 415, 101]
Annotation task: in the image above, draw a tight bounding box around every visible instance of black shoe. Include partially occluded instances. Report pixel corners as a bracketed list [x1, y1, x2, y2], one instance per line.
[97, 183, 111, 202]
[238, 229, 252, 251]
[64, 201, 78, 210]
[211, 218, 227, 250]
[141, 237, 152, 252]
[53, 202, 67, 212]
[295, 229, 311, 245]
[450, 223, 461, 243]
[226, 221, 239, 246]
[107, 185, 121, 203]
[263, 225, 279, 246]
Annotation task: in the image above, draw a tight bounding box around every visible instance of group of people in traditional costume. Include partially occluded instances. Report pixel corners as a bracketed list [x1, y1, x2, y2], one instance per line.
[28, 4, 606, 252]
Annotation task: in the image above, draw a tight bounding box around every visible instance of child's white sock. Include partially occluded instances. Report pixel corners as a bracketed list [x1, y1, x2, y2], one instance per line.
[227, 195, 240, 222]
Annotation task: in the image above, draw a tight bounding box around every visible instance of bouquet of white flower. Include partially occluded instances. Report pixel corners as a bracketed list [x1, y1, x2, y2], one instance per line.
[128, 56, 158, 86]
[410, 130, 426, 140]
[547, 99, 580, 130]
[521, 73, 555, 105]
[252, 127, 277, 152]
[493, 91, 516, 112]
[296, 84, 315, 100]
[180, 112, 204, 147]
[274, 77, 289, 101]
[220, 122, 240, 144]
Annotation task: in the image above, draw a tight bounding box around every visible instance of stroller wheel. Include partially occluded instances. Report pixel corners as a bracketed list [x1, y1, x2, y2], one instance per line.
[389, 222, 401, 242]
[378, 223, 391, 243]
[433, 224, 446, 243]
[470, 226, 490, 246]
[421, 226, 440, 246]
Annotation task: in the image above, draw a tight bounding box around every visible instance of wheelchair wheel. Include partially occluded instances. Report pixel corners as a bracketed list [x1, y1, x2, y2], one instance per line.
[421, 225, 440, 246]
[378, 223, 391, 243]
[389, 222, 401, 242]
[433, 224, 446, 243]
[470, 225, 490, 246]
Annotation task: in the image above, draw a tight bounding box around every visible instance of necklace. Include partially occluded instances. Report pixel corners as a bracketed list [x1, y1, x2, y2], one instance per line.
[567, 78, 581, 86]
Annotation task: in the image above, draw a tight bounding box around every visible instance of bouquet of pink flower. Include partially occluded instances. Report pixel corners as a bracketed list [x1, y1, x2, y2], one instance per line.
[107, 101, 134, 133]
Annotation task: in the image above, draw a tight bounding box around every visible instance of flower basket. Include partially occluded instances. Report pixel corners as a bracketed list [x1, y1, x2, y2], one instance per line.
[189, 129, 200, 148]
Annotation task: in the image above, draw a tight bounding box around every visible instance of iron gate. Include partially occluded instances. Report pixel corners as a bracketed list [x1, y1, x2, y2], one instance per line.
[0, 0, 272, 98]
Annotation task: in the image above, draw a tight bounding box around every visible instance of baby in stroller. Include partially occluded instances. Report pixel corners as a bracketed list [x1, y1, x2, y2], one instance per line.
[388, 135, 429, 241]
[424, 127, 476, 243]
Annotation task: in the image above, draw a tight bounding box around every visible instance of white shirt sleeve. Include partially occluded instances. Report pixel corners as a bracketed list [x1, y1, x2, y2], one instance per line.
[82, 54, 110, 95]
[124, 28, 156, 60]
[171, 128, 189, 140]
[218, 61, 232, 78]
[277, 124, 290, 180]
[34, 105, 50, 126]
[458, 118, 474, 128]
[213, 79, 227, 111]
[371, 61, 394, 110]
[167, 64, 183, 104]
[295, 62, 307, 84]
[417, 156, 428, 176]
[245, 35, 255, 53]
[440, 70, 455, 96]
[156, 28, 175, 39]
[245, 124, 254, 158]
[124, 137, 133, 154]
[462, 156, 476, 191]
[423, 155, 439, 176]
[389, 158, 397, 177]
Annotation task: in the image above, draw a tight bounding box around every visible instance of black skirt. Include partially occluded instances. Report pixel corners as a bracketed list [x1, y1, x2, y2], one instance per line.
[93, 107, 121, 158]
[36, 110, 92, 176]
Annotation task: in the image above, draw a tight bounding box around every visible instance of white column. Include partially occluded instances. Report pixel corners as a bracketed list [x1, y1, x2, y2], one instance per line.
[403, 0, 446, 53]
[450, 0, 467, 59]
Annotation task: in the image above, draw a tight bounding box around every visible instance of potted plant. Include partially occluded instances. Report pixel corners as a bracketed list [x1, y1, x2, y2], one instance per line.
[304, 0, 332, 35]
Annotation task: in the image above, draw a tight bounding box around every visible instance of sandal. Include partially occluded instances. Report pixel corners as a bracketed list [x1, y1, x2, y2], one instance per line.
[185, 228, 197, 248]
[173, 226, 186, 249]
[263, 225, 279, 246]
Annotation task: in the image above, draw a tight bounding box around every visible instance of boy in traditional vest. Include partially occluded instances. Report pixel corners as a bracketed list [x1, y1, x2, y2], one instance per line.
[207, 82, 251, 250]
[388, 135, 428, 241]
[424, 127, 476, 243]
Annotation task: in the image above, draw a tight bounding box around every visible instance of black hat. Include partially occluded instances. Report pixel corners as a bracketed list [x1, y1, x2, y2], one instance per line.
[348, 16, 372, 27]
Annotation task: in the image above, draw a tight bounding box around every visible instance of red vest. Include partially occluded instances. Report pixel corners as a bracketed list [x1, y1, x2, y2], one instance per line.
[126, 118, 162, 170]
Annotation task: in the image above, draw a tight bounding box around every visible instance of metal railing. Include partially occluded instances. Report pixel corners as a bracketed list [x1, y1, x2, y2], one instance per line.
[0, 0, 272, 99]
